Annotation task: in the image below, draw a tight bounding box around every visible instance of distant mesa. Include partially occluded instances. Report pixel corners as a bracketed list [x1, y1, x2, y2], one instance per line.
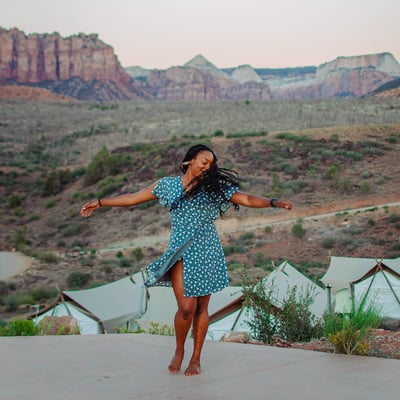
[1, 27, 399, 101]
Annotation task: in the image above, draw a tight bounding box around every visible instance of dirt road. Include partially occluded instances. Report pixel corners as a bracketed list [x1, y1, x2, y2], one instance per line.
[0, 251, 32, 280]
[100, 193, 400, 253]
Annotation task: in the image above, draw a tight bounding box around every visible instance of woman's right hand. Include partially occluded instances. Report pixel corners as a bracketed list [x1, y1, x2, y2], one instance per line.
[80, 199, 101, 218]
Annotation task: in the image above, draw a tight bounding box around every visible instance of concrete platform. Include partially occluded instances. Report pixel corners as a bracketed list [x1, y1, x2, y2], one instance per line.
[0, 334, 398, 400]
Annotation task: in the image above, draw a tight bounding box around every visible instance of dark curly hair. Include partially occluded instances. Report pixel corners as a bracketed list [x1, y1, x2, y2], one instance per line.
[172, 144, 240, 215]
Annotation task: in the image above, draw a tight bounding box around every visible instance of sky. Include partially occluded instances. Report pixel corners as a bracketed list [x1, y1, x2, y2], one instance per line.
[2, 0, 399, 69]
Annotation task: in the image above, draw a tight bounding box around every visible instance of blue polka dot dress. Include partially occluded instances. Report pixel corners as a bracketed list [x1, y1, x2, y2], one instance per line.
[145, 176, 238, 297]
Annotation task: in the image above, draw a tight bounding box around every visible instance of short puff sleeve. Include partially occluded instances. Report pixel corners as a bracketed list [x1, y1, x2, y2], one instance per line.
[152, 177, 174, 208]
[219, 184, 239, 213]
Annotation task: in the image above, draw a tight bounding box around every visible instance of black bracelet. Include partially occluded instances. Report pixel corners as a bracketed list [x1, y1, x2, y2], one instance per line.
[270, 198, 278, 207]
[98, 198, 102, 207]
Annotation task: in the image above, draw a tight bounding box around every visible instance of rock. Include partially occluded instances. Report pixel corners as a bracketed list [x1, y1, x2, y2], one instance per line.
[37, 316, 80, 335]
[220, 331, 250, 343]
[381, 318, 400, 332]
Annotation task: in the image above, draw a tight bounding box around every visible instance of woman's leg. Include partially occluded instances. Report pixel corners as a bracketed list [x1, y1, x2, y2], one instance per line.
[185, 293, 211, 376]
[168, 260, 197, 373]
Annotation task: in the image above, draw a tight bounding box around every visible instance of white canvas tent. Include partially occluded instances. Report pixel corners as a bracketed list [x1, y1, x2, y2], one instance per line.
[33, 272, 147, 334]
[34, 295, 102, 334]
[207, 261, 327, 340]
[352, 262, 400, 319]
[320, 256, 400, 294]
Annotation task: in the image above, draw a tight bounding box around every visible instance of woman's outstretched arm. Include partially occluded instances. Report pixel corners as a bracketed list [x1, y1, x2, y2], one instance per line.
[80, 181, 159, 218]
[230, 191, 292, 210]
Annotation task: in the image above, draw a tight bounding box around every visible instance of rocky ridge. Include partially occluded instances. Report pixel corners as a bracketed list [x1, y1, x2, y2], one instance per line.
[0, 27, 140, 101]
[1, 27, 400, 101]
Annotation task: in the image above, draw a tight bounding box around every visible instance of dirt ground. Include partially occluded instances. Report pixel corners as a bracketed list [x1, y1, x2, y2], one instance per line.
[290, 329, 400, 360]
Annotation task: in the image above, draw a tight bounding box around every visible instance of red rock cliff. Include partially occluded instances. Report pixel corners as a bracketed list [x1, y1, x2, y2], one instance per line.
[0, 27, 131, 84]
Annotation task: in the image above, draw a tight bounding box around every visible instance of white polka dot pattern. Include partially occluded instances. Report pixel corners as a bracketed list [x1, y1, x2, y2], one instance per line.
[145, 176, 238, 297]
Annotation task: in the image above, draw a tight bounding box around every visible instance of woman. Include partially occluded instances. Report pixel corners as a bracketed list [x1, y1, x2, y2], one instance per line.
[80, 144, 292, 376]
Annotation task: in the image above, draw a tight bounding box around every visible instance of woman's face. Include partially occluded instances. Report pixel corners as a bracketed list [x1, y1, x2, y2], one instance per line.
[189, 150, 214, 178]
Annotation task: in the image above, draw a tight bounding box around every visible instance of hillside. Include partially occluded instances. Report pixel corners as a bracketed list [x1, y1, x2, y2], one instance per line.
[1, 98, 400, 319]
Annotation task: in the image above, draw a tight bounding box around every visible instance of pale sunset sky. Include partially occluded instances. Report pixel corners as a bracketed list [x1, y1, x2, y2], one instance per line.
[2, 0, 399, 69]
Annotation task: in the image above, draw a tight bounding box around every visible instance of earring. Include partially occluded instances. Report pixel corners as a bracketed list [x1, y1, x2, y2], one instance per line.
[181, 161, 192, 166]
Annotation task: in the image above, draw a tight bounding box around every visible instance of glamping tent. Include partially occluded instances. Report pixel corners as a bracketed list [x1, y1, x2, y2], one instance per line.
[320, 256, 400, 316]
[352, 262, 400, 319]
[33, 294, 102, 334]
[320, 256, 400, 294]
[207, 261, 327, 340]
[33, 272, 147, 334]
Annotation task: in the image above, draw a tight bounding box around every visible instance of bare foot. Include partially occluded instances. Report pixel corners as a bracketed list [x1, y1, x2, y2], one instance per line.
[184, 360, 201, 376]
[168, 350, 184, 374]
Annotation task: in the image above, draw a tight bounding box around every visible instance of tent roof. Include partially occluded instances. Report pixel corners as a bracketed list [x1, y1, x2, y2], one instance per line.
[35, 301, 101, 335]
[320, 256, 400, 293]
[264, 261, 327, 318]
[63, 272, 145, 332]
[352, 262, 400, 284]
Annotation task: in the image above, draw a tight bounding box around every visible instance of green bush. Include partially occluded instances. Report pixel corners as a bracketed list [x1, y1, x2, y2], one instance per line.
[31, 287, 58, 302]
[242, 275, 322, 344]
[292, 220, 306, 238]
[83, 147, 131, 186]
[8, 194, 24, 208]
[67, 272, 90, 289]
[0, 319, 37, 336]
[131, 247, 144, 261]
[325, 303, 381, 355]
[321, 237, 336, 249]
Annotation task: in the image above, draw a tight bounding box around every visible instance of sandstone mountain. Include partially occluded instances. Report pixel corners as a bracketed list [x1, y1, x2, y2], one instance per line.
[1, 27, 399, 101]
[0, 27, 143, 101]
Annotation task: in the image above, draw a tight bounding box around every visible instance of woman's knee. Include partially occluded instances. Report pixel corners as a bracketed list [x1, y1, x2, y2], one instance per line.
[177, 300, 197, 320]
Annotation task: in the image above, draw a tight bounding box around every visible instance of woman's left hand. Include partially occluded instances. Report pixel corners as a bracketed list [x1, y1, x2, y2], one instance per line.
[276, 199, 292, 210]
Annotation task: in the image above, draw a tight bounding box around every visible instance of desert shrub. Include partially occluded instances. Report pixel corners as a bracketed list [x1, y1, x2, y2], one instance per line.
[146, 322, 175, 336]
[4, 296, 19, 312]
[240, 232, 255, 242]
[118, 257, 131, 268]
[31, 287, 58, 302]
[10, 226, 30, 251]
[60, 222, 86, 237]
[360, 181, 372, 194]
[83, 147, 131, 186]
[213, 129, 224, 137]
[264, 226, 272, 234]
[325, 303, 381, 355]
[8, 194, 24, 208]
[131, 247, 144, 261]
[242, 276, 322, 344]
[388, 213, 400, 223]
[45, 200, 55, 208]
[0, 319, 37, 336]
[42, 169, 72, 196]
[292, 219, 306, 238]
[37, 251, 58, 263]
[28, 213, 40, 222]
[66, 272, 90, 289]
[325, 164, 341, 180]
[0, 281, 9, 296]
[223, 245, 245, 256]
[276, 132, 310, 142]
[321, 237, 336, 249]
[278, 286, 324, 342]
